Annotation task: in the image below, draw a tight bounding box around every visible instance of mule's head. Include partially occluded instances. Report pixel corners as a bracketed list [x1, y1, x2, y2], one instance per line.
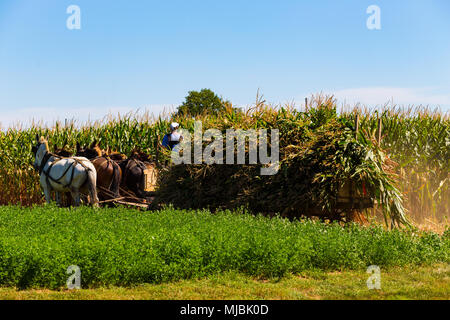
[53, 139, 73, 157]
[130, 148, 152, 162]
[106, 146, 127, 160]
[76, 140, 102, 159]
[53, 145, 73, 157]
[32, 134, 49, 170]
[92, 145, 103, 158]
[52, 139, 73, 158]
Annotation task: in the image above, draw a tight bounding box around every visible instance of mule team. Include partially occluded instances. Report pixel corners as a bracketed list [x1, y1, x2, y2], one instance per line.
[32, 135, 156, 207]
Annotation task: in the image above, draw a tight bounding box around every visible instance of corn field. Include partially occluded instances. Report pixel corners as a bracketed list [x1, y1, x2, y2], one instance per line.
[0, 97, 448, 229]
[345, 107, 449, 228]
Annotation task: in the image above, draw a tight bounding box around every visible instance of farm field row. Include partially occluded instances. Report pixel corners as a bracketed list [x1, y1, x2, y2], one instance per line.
[0, 205, 448, 290]
[1, 264, 448, 300]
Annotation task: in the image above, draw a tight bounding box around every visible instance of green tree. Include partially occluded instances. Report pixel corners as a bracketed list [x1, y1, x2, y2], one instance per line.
[177, 89, 226, 116]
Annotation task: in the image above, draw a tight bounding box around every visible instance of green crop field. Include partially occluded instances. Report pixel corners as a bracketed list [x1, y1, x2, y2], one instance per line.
[0, 96, 448, 299]
[0, 205, 448, 290]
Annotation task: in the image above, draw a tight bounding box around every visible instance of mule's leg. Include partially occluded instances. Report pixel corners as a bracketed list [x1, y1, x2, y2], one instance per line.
[55, 191, 62, 206]
[43, 187, 52, 204]
[71, 189, 81, 207]
[42, 184, 52, 204]
[66, 192, 73, 206]
[111, 164, 122, 198]
[87, 170, 100, 207]
[134, 176, 145, 198]
[89, 184, 100, 208]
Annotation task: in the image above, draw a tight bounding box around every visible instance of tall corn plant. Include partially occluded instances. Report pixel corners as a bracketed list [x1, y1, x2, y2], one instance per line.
[345, 107, 449, 224]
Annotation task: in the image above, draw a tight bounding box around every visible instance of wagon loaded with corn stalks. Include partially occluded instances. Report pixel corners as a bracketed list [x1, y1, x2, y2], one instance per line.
[154, 100, 410, 228]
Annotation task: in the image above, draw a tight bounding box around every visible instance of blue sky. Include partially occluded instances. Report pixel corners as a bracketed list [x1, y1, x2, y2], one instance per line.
[0, 0, 449, 127]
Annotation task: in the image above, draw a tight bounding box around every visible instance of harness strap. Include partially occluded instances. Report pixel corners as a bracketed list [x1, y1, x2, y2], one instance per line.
[44, 160, 73, 186]
[40, 152, 92, 188]
[38, 152, 53, 175]
[124, 159, 147, 178]
[134, 158, 148, 171]
[94, 156, 117, 190]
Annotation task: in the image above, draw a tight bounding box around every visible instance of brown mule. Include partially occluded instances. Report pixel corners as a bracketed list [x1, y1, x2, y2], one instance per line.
[53, 141, 73, 158]
[76, 141, 122, 200]
[106, 147, 128, 161]
[117, 149, 155, 198]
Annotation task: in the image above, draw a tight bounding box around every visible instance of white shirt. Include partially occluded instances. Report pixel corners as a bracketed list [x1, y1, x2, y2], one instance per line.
[170, 132, 181, 142]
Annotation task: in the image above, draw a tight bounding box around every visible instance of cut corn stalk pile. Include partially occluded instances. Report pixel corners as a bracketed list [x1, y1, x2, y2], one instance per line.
[156, 98, 411, 227]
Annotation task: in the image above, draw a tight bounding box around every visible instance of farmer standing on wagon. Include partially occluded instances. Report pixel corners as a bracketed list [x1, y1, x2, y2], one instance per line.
[162, 122, 183, 151]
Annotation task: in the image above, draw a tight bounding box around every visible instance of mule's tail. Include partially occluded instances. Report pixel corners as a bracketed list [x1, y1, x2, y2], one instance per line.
[110, 161, 122, 198]
[87, 168, 100, 207]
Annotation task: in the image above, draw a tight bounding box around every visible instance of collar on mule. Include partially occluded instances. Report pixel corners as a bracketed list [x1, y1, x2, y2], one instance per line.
[38, 152, 54, 174]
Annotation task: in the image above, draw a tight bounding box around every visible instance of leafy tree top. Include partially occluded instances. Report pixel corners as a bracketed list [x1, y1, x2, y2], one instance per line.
[177, 89, 226, 116]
